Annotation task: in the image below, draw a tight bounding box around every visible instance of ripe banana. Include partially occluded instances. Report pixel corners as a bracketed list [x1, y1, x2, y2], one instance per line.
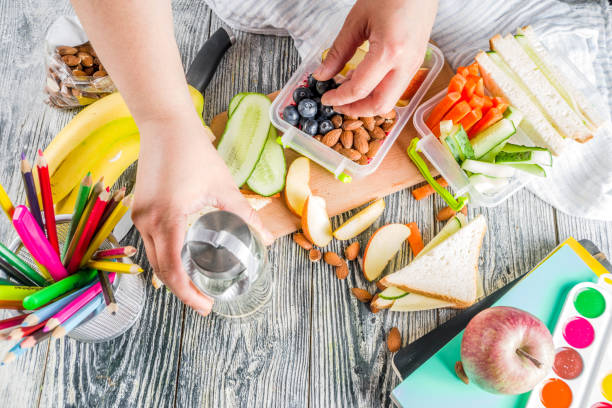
[55, 132, 140, 214]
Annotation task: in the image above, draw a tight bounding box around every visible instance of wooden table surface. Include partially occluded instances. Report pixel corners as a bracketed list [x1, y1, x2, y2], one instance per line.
[1, 1, 611, 407]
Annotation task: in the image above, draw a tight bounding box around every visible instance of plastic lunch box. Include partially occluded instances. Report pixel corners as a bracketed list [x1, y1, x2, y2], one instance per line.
[411, 40, 610, 207]
[270, 43, 444, 182]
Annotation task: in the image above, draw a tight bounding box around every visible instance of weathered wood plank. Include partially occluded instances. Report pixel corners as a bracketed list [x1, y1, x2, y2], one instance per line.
[555, 211, 612, 262]
[175, 14, 311, 408]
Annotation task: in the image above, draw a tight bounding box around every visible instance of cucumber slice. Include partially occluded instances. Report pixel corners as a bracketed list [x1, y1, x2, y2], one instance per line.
[461, 159, 516, 178]
[469, 174, 510, 195]
[470, 119, 516, 159]
[379, 286, 409, 300]
[501, 143, 549, 153]
[417, 215, 464, 258]
[502, 106, 524, 127]
[228, 92, 249, 117]
[441, 133, 463, 162]
[495, 150, 552, 166]
[450, 125, 475, 160]
[217, 93, 272, 186]
[479, 141, 506, 163]
[246, 126, 287, 196]
[440, 120, 453, 137]
[390, 293, 455, 311]
[508, 163, 547, 177]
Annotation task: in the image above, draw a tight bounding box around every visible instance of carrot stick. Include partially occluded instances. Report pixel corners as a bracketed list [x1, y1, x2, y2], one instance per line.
[492, 96, 508, 113]
[462, 75, 480, 99]
[406, 222, 424, 256]
[411, 177, 448, 200]
[468, 95, 485, 110]
[436, 206, 456, 221]
[425, 92, 461, 131]
[474, 78, 484, 97]
[457, 66, 469, 77]
[459, 109, 483, 132]
[481, 95, 494, 114]
[468, 107, 503, 138]
[447, 74, 467, 94]
[441, 101, 471, 124]
[467, 62, 480, 76]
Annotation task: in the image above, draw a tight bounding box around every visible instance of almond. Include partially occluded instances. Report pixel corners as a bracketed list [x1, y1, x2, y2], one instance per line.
[367, 140, 382, 158]
[61, 54, 81, 66]
[78, 53, 94, 67]
[83, 67, 95, 75]
[361, 116, 376, 131]
[340, 130, 353, 149]
[340, 148, 361, 161]
[370, 295, 381, 313]
[72, 69, 87, 77]
[323, 251, 343, 267]
[354, 130, 369, 154]
[93, 70, 107, 78]
[387, 327, 401, 352]
[335, 260, 349, 280]
[353, 126, 370, 142]
[322, 128, 342, 146]
[344, 115, 358, 120]
[381, 109, 397, 120]
[331, 114, 343, 128]
[57, 46, 78, 56]
[455, 361, 469, 384]
[369, 126, 386, 140]
[342, 119, 363, 131]
[374, 116, 385, 126]
[314, 134, 322, 142]
[436, 206, 456, 221]
[358, 156, 369, 165]
[344, 242, 360, 260]
[77, 43, 94, 54]
[376, 280, 386, 291]
[381, 120, 395, 133]
[333, 143, 342, 152]
[293, 232, 313, 250]
[351, 288, 373, 303]
[309, 248, 322, 262]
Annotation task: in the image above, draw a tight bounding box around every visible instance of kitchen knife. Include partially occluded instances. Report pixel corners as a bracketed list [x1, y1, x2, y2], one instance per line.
[113, 27, 235, 242]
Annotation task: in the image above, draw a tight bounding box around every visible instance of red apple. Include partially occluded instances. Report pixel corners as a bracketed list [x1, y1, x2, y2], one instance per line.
[460, 306, 554, 394]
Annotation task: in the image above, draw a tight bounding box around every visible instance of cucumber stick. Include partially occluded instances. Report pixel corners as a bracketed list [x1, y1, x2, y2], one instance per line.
[470, 119, 515, 159]
[217, 94, 272, 186]
[246, 126, 287, 196]
[461, 159, 516, 178]
[379, 287, 409, 300]
[451, 125, 474, 160]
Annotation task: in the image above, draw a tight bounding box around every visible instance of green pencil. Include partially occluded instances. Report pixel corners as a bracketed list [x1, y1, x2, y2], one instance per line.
[0, 277, 15, 286]
[0, 242, 48, 286]
[21, 268, 98, 310]
[61, 173, 93, 260]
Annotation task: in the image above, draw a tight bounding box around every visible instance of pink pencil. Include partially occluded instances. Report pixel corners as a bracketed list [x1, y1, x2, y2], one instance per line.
[93, 246, 137, 260]
[12, 205, 67, 281]
[43, 272, 115, 332]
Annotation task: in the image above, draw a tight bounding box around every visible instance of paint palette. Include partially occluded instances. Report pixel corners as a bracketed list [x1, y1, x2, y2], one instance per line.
[526, 273, 612, 408]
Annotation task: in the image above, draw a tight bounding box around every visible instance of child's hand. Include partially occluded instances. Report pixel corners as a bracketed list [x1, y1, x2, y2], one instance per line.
[131, 113, 272, 316]
[314, 0, 438, 117]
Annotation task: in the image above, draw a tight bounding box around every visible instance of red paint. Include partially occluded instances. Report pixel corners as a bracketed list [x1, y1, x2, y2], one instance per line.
[553, 347, 583, 379]
[562, 316, 595, 349]
[540, 378, 572, 408]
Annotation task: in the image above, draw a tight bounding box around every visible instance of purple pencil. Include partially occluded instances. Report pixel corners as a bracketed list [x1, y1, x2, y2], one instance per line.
[20, 153, 44, 230]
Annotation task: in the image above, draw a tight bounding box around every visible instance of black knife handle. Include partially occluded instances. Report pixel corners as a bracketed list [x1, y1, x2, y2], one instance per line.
[186, 27, 235, 94]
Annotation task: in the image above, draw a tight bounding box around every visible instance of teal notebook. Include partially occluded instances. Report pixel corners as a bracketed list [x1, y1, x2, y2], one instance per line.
[391, 239, 609, 407]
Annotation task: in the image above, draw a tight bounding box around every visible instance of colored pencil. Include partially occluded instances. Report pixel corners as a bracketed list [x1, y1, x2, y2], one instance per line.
[80, 194, 133, 267]
[0, 241, 48, 286]
[8, 319, 47, 340]
[151, 272, 164, 289]
[66, 190, 110, 274]
[87, 260, 143, 274]
[36, 150, 59, 255]
[0, 299, 29, 309]
[0, 313, 28, 330]
[20, 153, 44, 230]
[12, 205, 67, 281]
[61, 173, 92, 260]
[1, 340, 25, 365]
[0, 182, 15, 220]
[52, 294, 105, 339]
[21, 329, 52, 349]
[93, 246, 137, 260]
[22, 269, 97, 310]
[63, 177, 104, 264]
[22, 284, 90, 326]
[97, 187, 125, 232]
[0, 285, 40, 302]
[0, 277, 16, 286]
[0, 257, 37, 286]
[44, 272, 115, 332]
[97, 270, 117, 314]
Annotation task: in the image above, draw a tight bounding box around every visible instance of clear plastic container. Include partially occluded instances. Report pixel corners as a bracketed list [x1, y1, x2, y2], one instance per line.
[270, 44, 444, 181]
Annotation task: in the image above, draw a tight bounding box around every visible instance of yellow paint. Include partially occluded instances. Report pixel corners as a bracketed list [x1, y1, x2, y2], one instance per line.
[601, 373, 612, 402]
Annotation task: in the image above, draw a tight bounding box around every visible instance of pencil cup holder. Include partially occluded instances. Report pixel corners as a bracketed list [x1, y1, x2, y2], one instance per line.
[6, 214, 145, 343]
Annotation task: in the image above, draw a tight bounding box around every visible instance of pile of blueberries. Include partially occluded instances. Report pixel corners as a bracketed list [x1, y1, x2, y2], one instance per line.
[282, 74, 338, 136]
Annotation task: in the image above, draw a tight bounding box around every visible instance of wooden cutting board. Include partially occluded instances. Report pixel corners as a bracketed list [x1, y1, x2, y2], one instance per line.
[210, 61, 454, 240]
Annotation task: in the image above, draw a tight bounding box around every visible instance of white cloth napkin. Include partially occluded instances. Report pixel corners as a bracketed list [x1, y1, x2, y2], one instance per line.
[204, 0, 612, 220]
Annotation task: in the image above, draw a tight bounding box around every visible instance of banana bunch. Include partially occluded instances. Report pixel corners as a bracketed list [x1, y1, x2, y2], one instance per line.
[44, 86, 205, 214]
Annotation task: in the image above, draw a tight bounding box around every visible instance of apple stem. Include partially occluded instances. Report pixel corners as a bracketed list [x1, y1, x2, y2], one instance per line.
[516, 348, 542, 369]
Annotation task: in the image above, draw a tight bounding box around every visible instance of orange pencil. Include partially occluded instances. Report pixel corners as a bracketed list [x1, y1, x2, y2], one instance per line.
[36, 150, 59, 255]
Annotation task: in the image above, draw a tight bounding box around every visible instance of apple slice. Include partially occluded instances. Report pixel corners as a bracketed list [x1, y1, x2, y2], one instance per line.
[284, 157, 311, 216]
[301, 195, 333, 247]
[333, 198, 385, 240]
[362, 223, 411, 281]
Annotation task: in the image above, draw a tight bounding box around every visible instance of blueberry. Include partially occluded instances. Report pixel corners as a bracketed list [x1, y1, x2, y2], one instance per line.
[299, 117, 308, 129]
[307, 74, 318, 90]
[293, 86, 313, 104]
[315, 79, 336, 95]
[302, 118, 319, 135]
[297, 98, 318, 118]
[282, 105, 300, 126]
[318, 120, 334, 135]
[319, 104, 335, 118]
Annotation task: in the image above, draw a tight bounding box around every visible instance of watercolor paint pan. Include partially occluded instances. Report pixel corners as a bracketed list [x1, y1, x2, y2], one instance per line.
[525, 273, 612, 408]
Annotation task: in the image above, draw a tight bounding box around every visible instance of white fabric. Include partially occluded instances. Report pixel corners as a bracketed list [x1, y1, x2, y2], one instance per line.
[202, 0, 612, 220]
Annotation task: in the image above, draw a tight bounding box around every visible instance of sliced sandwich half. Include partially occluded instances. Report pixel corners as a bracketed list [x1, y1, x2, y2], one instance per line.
[379, 215, 487, 308]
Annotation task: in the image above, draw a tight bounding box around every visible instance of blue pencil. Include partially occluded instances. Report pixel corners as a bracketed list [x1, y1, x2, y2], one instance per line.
[20, 153, 44, 230]
[21, 284, 92, 326]
[51, 293, 105, 339]
[1, 339, 25, 365]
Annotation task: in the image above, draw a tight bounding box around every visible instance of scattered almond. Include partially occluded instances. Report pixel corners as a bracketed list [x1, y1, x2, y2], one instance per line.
[351, 288, 373, 303]
[293, 232, 313, 250]
[381, 109, 397, 120]
[369, 126, 386, 140]
[340, 148, 361, 161]
[387, 327, 401, 352]
[342, 119, 363, 131]
[322, 128, 342, 146]
[335, 260, 349, 280]
[361, 116, 376, 131]
[331, 115, 343, 128]
[455, 361, 469, 384]
[370, 295, 381, 313]
[323, 251, 343, 267]
[340, 130, 354, 149]
[345, 242, 360, 261]
[436, 206, 457, 221]
[367, 140, 382, 158]
[309, 248, 322, 262]
[376, 280, 386, 291]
